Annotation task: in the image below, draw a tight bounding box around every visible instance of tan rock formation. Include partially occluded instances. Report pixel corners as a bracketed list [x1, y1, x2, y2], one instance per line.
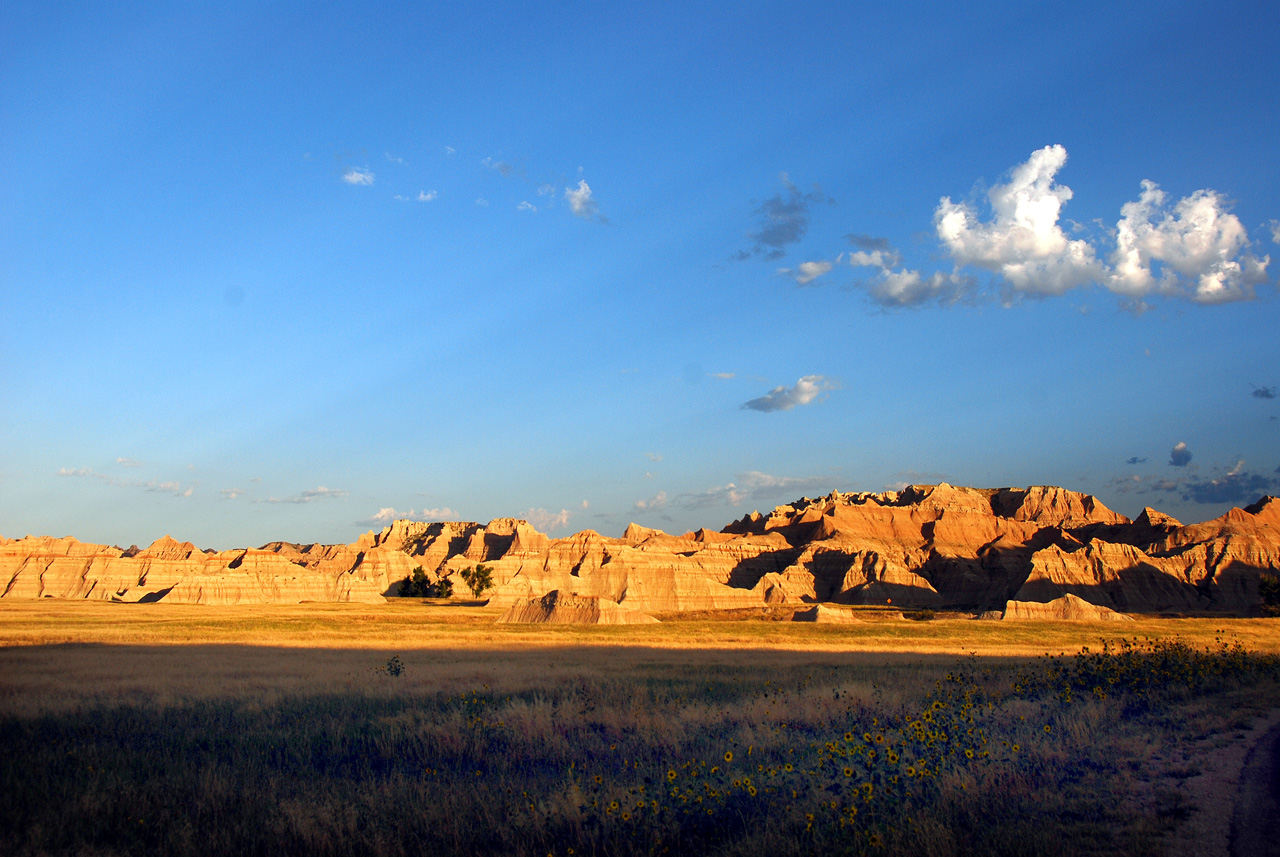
[5, 486, 1277, 614]
[999, 593, 1134, 621]
[791, 604, 862, 623]
[496, 590, 659, 624]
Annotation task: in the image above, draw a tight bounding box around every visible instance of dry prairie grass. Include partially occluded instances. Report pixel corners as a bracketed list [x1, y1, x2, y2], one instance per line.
[2, 599, 1277, 655]
[3, 601, 1279, 856]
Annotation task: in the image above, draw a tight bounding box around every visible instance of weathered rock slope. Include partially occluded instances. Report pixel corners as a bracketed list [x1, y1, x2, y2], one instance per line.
[3, 484, 1277, 615]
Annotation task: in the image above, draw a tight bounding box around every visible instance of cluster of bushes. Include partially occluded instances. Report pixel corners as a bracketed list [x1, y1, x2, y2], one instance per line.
[398, 563, 493, 599]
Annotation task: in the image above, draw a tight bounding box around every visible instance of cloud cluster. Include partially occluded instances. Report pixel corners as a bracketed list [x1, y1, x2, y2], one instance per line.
[737, 174, 831, 260]
[742, 375, 835, 412]
[804, 146, 1271, 308]
[1113, 459, 1280, 505]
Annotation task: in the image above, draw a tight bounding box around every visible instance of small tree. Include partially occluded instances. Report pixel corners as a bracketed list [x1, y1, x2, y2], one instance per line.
[400, 566, 430, 597]
[1260, 572, 1280, 617]
[430, 575, 454, 599]
[459, 563, 494, 599]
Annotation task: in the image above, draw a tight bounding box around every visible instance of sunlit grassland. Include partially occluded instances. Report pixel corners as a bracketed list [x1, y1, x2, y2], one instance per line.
[2, 601, 1279, 856]
[2, 599, 1278, 654]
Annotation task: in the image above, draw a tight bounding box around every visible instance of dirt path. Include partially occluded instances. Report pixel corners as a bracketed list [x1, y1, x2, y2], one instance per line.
[1163, 709, 1280, 857]
[1230, 717, 1280, 857]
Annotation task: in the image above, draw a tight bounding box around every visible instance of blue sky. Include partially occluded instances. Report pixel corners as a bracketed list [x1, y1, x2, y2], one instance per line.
[3, 1, 1278, 548]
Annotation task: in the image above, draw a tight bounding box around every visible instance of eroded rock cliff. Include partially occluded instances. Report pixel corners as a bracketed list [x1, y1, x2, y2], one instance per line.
[3, 484, 1277, 614]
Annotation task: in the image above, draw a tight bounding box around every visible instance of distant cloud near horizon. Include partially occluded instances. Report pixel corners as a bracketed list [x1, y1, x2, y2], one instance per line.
[523, 507, 571, 532]
[341, 167, 374, 185]
[634, 491, 667, 511]
[58, 466, 193, 497]
[736, 173, 831, 261]
[365, 506, 456, 525]
[1116, 459, 1280, 505]
[1169, 442, 1193, 467]
[742, 375, 835, 412]
[677, 471, 832, 509]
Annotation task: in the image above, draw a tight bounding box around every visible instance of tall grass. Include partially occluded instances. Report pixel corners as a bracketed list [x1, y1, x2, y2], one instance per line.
[2, 639, 1277, 856]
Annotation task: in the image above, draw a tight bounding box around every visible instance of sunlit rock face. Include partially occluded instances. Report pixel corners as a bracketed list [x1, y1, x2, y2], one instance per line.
[2, 485, 1277, 613]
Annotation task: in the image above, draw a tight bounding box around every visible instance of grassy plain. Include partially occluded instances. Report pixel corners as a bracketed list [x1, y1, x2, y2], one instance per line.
[2, 600, 1278, 856]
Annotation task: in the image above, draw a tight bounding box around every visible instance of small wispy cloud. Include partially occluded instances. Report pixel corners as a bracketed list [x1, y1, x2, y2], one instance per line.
[384, 152, 405, 165]
[221, 488, 243, 500]
[341, 167, 375, 186]
[58, 467, 193, 497]
[445, 146, 456, 156]
[742, 375, 835, 412]
[778, 260, 834, 286]
[116, 457, 142, 468]
[475, 197, 489, 207]
[1126, 456, 1148, 465]
[1169, 442, 1193, 467]
[261, 486, 347, 504]
[517, 200, 537, 212]
[677, 471, 832, 509]
[645, 452, 663, 462]
[482, 156, 516, 177]
[1252, 386, 1276, 400]
[418, 190, 437, 202]
[735, 173, 832, 261]
[566, 180, 605, 222]
[634, 491, 667, 511]
[711, 372, 736, 380]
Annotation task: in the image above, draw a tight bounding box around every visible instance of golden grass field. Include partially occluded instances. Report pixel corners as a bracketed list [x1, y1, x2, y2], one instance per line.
[2, 600, 1279, 856]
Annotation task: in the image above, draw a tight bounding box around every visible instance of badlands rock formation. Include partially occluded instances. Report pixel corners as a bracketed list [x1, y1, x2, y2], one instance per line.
[3, 484, 1278, 615]
[497, 590, 660, 624]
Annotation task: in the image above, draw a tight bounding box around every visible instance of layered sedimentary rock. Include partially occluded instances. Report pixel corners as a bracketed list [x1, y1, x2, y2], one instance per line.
[496, 590, 660, 624]
[791, 604, 862, 623]
[3, 484, 1278, 614]
[997, 593, 1134, 622]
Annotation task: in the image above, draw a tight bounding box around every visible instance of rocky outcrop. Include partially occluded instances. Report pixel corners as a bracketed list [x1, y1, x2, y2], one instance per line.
[791, 604, 862, 623]
[997, 593, 1135, 621]
[4, 485, 1278, 614]
[496, 590, 659, 624]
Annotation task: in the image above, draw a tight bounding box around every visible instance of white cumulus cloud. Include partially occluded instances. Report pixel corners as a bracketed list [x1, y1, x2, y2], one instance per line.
[341, 167, 375, 186]
[742, 375, 835, 412]
[1109, 181, 1269, 303]
[935, 145, 1103, 295]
